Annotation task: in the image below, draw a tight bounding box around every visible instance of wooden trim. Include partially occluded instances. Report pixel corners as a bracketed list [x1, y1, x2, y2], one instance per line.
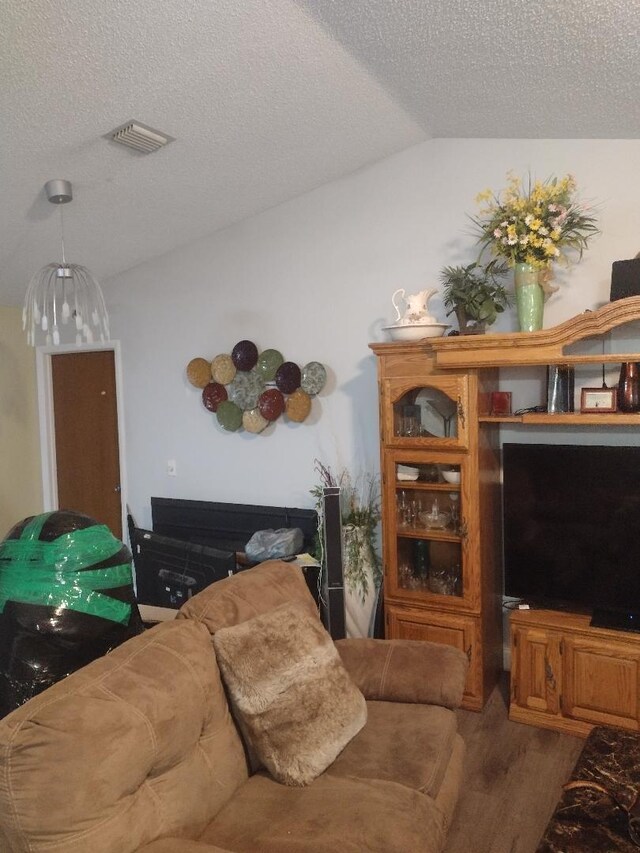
[371, 297, 640, 369]
[480, 412, 640, 425]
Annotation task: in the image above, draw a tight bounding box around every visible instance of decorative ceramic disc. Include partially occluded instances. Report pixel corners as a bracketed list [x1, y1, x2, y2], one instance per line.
[243, 407, 269, 434]
[285, 388, 312, 422]
[275, 361, 301, 394]
[258, 388, 285, 421]
[186, 357, 212, 388]
[202, 382, 228, 412]
[211, 354, 236, 385]
[216, 400, 243, 432]
[256, 348, 284, 382]
[301, 361, 327, 395]
[227, 369, 265, 410]
[231, 339, 259, 372]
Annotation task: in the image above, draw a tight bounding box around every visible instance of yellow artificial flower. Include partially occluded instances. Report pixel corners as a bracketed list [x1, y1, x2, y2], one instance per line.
[472, 171, 597, 269]
[475, 189, 493, 204]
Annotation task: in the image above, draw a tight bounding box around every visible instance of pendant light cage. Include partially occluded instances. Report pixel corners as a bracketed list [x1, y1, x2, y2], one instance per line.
[23, 180, 110, 347]
[23, 263, 110, 347]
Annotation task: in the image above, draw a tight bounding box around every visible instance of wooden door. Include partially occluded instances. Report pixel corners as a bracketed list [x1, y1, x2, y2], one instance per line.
[51, 350, 122, 538]
[386, 603, 481, 708]
[563, 635, 640, 731]
[510, 624, 561, 718]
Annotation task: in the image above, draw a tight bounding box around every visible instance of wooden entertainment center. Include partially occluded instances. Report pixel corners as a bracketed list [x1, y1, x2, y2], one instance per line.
[371, 297, 640, 732]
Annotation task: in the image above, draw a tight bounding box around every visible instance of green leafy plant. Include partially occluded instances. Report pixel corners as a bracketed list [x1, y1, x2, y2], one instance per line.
[439, 259, 510, 331]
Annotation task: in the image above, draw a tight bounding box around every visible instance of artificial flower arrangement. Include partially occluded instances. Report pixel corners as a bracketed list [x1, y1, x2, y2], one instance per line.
[311, 460, 381, 601]
[472, 172, 599, 273]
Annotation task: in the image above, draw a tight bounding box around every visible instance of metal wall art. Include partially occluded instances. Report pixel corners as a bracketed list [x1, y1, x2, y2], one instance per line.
[186, 340, 327, 433]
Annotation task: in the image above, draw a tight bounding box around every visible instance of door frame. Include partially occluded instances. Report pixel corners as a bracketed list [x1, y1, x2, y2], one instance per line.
[36, 341, 129, 538]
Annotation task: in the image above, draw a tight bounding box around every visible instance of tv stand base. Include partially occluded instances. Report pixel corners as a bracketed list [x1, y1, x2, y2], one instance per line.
[510, 608, 640, 737]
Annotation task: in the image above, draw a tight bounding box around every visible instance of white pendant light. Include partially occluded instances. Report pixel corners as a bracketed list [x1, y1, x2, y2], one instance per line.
[23, 180, 110, 347]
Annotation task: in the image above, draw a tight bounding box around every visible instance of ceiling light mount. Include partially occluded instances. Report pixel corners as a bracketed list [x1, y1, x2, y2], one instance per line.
[45, 179, 73, 205]
[23, 180, 110, 347]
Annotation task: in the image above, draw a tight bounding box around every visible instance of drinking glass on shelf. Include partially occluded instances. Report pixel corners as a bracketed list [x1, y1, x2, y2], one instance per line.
[398, 560, 412, 588]
[397, 491, 408, 526]
[449, 493, 460, 533]
[401, 405, 422, 437]
[429, 566, 457, 596]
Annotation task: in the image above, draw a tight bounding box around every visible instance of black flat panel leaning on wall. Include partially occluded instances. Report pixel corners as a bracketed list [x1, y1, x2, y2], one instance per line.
[151, 497, 317, 554]
[131, 526, 236, 609]
[610, 258, 640, 301]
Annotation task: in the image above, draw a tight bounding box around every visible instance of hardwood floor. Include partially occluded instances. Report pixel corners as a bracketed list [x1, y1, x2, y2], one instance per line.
[444, 675, 584, 853]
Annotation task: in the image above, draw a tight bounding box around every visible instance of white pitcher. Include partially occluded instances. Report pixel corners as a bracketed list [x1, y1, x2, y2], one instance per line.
[392, 288, 437, 324]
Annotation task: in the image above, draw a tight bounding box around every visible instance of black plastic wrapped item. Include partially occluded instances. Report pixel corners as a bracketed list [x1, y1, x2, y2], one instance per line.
[0, 510, 144, 717]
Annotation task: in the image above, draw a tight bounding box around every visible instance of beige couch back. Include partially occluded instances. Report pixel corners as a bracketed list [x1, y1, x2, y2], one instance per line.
[177, 559, 318, 635]
[0, 619, 248, 853]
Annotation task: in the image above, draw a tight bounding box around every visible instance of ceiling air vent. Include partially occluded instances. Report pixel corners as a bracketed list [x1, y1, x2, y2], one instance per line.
[110, 121, 174, 154]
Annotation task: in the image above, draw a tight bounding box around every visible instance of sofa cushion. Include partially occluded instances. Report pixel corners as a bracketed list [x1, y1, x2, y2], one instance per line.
[327, 700, 458, 798]
[177, 560, 318, 635]
[0, 620, 248, 853]
[199, 772, 446, 853]
[213, 600, 367, 786]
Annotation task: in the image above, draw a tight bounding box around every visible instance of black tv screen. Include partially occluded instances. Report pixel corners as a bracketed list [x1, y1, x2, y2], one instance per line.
[503, 443, 640, 617]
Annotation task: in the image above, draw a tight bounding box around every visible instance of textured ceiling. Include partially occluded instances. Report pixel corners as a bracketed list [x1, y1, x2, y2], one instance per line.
[1, 0, 638, 306]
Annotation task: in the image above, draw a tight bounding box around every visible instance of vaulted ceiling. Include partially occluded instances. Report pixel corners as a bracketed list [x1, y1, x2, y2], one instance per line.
[2, 0, 638, 305]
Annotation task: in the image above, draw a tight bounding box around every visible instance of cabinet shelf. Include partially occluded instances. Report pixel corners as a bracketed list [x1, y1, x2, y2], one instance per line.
[395, 480, 460, 492]
[397, 527, 461, 543]
[479, 412, 640, 425]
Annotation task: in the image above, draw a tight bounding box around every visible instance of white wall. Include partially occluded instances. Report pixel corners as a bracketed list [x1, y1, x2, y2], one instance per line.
[0, 306, 43, 535]
[108, 138, 640, 528]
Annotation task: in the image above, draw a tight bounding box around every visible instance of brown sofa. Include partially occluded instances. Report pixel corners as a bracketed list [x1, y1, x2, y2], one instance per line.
[0, 560, 468, 853]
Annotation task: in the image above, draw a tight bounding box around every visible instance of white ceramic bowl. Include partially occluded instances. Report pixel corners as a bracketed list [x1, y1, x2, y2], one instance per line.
[441, 470, 461, 485]
[383, 323, 449, 342]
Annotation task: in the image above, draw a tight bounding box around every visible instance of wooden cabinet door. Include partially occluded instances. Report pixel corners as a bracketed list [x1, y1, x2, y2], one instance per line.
[563, 636, 640, 731]
[511, 625, 561, 717]
[382, 374, 469, 449]
[382, 449, 475, 611]
[386, 604, 481, 708]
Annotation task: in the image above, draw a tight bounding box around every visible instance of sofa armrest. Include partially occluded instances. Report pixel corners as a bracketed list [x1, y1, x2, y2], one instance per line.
[335, 638, 468, 709]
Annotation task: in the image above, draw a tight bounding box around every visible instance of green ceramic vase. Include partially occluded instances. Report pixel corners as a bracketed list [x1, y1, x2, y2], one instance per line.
[514, 263, 544, 332]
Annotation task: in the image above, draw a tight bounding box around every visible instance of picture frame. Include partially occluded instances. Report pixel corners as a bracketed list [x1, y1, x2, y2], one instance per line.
[580, 387, 618, 413]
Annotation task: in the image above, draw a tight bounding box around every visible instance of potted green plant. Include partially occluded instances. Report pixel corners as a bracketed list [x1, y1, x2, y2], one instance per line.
[311, 460, 381, 638]
[439, 259, 510, 334]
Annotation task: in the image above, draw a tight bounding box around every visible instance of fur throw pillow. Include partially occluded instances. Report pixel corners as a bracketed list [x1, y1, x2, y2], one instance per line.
[212, 600, 367, 786]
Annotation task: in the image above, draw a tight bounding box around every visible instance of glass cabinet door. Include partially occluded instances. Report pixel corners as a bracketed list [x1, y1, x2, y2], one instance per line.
[383, 375, 469, 449]
[383, 451, 471, 607]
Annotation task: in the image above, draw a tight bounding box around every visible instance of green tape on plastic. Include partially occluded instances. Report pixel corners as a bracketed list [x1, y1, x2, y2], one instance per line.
[0, 519, 133, 624]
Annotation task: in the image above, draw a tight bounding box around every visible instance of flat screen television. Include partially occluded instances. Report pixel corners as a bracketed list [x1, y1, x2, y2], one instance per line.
[503, 443, 640, 631]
